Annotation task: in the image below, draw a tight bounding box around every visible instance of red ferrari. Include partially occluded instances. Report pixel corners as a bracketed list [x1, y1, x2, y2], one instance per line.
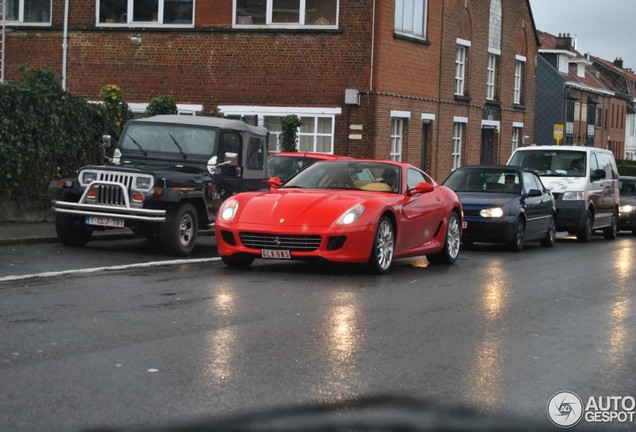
[216, 159, 463, 273]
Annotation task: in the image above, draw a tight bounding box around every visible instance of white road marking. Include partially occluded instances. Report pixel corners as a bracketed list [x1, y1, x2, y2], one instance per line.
[0, 257, 222, 283]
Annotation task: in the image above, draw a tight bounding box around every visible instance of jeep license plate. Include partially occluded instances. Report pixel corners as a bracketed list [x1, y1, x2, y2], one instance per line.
[86, 216, 125, 228]
[261, 249, 291, 259]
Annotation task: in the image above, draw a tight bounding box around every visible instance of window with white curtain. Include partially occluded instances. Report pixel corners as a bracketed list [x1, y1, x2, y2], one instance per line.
[394, 0, 428, 39]
[486, 54, 497, 101]
[455, 44, 467, 96]
[513, 60, 524, 104]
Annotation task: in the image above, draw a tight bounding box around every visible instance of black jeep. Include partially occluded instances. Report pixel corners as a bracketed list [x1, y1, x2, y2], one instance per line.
[49, 115, 269, 255]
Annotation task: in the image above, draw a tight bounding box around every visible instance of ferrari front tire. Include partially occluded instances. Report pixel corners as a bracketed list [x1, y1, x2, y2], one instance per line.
[366, 216, 395, 274]
[427, 211, 461, 265]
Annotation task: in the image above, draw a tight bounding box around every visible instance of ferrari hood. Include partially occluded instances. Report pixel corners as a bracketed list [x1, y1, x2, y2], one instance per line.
[237, 190, 367, 227]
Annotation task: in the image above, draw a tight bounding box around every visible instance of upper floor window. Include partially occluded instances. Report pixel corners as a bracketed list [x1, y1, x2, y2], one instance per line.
[6, 0, 51, 24]
[98, 0, 194, 26]
[455, 40, 471, 96]
[394, 0, 428, 40]
[486, 54, 497, 101]
[235, 0, 338, 28]
[513, 59, 524, 104]
[488, 0, 501, 52]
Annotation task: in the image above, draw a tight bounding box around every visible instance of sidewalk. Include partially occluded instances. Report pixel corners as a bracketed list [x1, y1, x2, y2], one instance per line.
[0, 222, 134, 246]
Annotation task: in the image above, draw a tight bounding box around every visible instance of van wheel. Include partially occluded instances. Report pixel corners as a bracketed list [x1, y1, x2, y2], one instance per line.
[508, 218, 525, 251]
[603, 213, 617, 240]
[541, 216, 556, 247]
[577, 211, 593, 242]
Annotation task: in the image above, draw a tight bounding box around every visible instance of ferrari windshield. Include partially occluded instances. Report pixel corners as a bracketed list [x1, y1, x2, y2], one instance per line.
[121, 123, 218, 156]
[283, 161, 401, 193]
[508, 149, 586, 177]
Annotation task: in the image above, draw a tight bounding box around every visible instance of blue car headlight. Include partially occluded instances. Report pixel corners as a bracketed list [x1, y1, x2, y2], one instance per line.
[480, 207, 504, 218]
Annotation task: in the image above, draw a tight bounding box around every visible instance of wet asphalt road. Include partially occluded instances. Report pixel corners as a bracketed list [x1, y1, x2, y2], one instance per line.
[1, 233, 635, 431]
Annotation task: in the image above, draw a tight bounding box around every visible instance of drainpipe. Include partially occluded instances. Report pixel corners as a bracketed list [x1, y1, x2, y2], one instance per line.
[61, 0, 69, 90]
[369, 0, 375, 92]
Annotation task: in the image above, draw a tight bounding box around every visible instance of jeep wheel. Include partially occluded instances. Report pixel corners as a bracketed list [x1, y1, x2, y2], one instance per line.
[161, 203, 198, 256]
[55, 213, 92, 247]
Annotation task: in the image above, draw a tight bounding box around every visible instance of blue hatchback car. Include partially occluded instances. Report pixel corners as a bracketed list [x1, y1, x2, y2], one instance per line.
[443, 165, 557, 251]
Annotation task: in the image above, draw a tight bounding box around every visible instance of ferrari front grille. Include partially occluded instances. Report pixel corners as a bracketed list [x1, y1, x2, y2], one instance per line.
[239, 232, 321, 251]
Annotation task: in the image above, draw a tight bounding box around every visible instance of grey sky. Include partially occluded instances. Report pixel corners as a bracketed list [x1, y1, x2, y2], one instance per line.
[529, 0, 636, 70]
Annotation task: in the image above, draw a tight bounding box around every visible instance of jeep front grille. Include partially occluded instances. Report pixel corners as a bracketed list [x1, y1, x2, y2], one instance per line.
[94, 173, 133, 206]
[239, 232, 322, 251]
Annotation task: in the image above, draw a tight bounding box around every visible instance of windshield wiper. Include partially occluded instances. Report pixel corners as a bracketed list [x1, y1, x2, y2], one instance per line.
[168, 131, 187, 160]
[127, 134, 147, 156]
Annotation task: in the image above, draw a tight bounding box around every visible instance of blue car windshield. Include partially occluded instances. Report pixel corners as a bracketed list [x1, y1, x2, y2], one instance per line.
[444, 168, 521, 193]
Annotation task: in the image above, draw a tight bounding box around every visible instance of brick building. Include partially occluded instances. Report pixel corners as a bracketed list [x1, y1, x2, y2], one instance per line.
[535, 32, 625, 158]
[1, 0, 538, 181]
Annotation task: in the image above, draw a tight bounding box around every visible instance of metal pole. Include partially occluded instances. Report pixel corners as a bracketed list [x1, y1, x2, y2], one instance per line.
[62, 0, 69, 90]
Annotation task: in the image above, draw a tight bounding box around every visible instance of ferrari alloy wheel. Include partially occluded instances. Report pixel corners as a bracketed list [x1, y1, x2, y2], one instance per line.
[367, 216, 394, 274]
[427, 211, 461, 264]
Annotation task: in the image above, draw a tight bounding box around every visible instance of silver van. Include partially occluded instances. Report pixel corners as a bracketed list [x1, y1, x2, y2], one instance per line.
[508, 145, 619, 242]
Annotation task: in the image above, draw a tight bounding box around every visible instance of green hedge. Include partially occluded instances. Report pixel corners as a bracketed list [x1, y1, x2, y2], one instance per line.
[0, 68, 106, 204]
[617, 160, 636, 177]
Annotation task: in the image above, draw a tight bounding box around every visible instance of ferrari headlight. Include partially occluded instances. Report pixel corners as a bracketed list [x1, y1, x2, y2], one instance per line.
[562, 191, 585, 201]
[81, 171, 98, 185]
[220, 199, 240, 221]
[336, 204, 365, 225]
[619, 204, 633, 213]
[480, 207, 504, 218]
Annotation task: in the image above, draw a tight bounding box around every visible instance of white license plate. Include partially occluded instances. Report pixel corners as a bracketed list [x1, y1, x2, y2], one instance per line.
[462, 221, 468, 229]
[86, 216, 125, 228]
[261, 249, 291, 259]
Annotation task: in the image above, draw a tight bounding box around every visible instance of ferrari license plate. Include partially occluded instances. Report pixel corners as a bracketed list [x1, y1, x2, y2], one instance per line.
[86, 216, 125, 228]
[261, 249, 291, 259]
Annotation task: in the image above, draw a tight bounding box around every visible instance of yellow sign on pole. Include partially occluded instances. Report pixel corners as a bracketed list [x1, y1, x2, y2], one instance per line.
[553, 124, 564, 145]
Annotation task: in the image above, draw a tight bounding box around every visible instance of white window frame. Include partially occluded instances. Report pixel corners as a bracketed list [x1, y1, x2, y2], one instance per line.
[390, 118, 404, 162]
[486, 53, 497, 101]
[96, 0, 195, 28]
[511, 125, 522, 153]
[455, 45, 466, 96]
[233, 0, 339, 29]
[218, 106, 340, 154]
[452, 117, 466, 171]
[394, 0, 428, 40]
[513, 60, 523, 104]
[5, 0, 52, 25]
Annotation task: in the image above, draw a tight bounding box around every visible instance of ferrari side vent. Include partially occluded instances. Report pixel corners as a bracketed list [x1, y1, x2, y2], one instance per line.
[239, 232, 321, 251]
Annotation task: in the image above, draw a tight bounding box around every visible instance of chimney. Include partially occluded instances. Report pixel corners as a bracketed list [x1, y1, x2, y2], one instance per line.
[556, 33, 573, 50]
[614, 58, 624, 69]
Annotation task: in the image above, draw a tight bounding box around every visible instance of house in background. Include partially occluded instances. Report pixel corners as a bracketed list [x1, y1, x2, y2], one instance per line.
[1, 1, 538, 180]
[534, 32, 625, 157]
[589, 56, 636, 160]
